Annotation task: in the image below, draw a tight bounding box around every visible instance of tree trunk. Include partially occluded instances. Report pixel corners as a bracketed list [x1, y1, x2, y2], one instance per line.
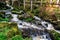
[18, 0, 20, 7]
[57, 0, 59, 4]
[23, 0, 25, 9]
[31, 0, 33, 11]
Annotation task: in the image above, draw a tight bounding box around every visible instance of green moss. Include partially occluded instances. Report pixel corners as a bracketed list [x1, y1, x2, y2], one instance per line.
[49, 30, 60, 40]
[11, 35, 23, 40]
[0, 33, 7, 40]
[0, 22, 32, 40]
[55, 13, 60, 20]
[25, 18, 33, 22]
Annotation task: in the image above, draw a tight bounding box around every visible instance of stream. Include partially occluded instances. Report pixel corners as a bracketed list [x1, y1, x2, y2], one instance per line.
[10, 13, 52, 40]
[0, 4, 60, 40]
[2, 9, 52, 40]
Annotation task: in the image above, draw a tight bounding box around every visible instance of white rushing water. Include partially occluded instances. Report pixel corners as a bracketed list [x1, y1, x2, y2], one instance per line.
[6, 4, 13, 10]
[32, 33, 51, 40]
[34, 16, 54, 30]
[11, 14, 19, 22]
[41, 21, 54, 30]
[10, 14, 52, 40]
[34, 16, 41, 21]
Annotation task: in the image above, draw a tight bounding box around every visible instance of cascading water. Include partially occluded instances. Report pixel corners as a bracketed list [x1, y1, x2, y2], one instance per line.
[0, 3, 52, 40]
[1, 3, 59, 40]
[41, 21, 54, 30]
[15, 15, 52, 40]
[34, 16, 54, 30]
[31, 30, 51, 40]
[1, 4, 53, 40]
[11, 14, 19, 22]
[4, 10, 52, 40]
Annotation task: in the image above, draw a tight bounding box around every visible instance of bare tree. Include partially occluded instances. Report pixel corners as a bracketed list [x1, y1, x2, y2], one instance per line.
[18, 0, 20, 7]
[23, 0, 25, 9]
[31, 0, 33, 11]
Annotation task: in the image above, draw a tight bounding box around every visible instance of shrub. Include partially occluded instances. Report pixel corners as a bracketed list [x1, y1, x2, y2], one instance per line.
[49, 30, 60, 40]
[11, 35, 23, 40]
[0, 33, 7, 40]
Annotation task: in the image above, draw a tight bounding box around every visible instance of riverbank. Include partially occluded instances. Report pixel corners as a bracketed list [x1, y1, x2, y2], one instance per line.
[0, 22, 32, 40]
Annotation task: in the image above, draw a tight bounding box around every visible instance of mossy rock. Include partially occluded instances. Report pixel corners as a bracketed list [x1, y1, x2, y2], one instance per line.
[49, 30, 60, 40]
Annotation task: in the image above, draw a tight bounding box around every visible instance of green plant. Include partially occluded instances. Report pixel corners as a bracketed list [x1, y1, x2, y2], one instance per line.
[49, 30, 60, 40]
[25, 17, 33, 22]
[11, 35, 23, 40]
[0, 33, 7, 40]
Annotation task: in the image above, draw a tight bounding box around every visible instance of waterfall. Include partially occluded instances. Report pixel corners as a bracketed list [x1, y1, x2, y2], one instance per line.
[2, 3, 59, 40]
[6, 3, 13, 10]
[2, 5, 52, 40]
[11, 14, 19, 22]
[16, 16, 52, 40]
[34, 16, 41, 21]
[32, 33, 51, 40]
[5, 11, 12, 18]
[41, 21, 54, 30]
[5, 11, 12, 14]
[34, 16, 54, 30]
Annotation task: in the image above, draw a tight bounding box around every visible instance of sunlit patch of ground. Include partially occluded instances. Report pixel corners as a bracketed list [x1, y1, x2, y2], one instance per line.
[46, 4, 59, 15]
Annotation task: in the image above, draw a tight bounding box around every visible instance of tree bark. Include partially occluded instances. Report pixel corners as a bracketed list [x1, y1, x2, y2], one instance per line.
[31, 0, 33, 11]
[23, 0, 25, 9]
[18, 0, 20, 7]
